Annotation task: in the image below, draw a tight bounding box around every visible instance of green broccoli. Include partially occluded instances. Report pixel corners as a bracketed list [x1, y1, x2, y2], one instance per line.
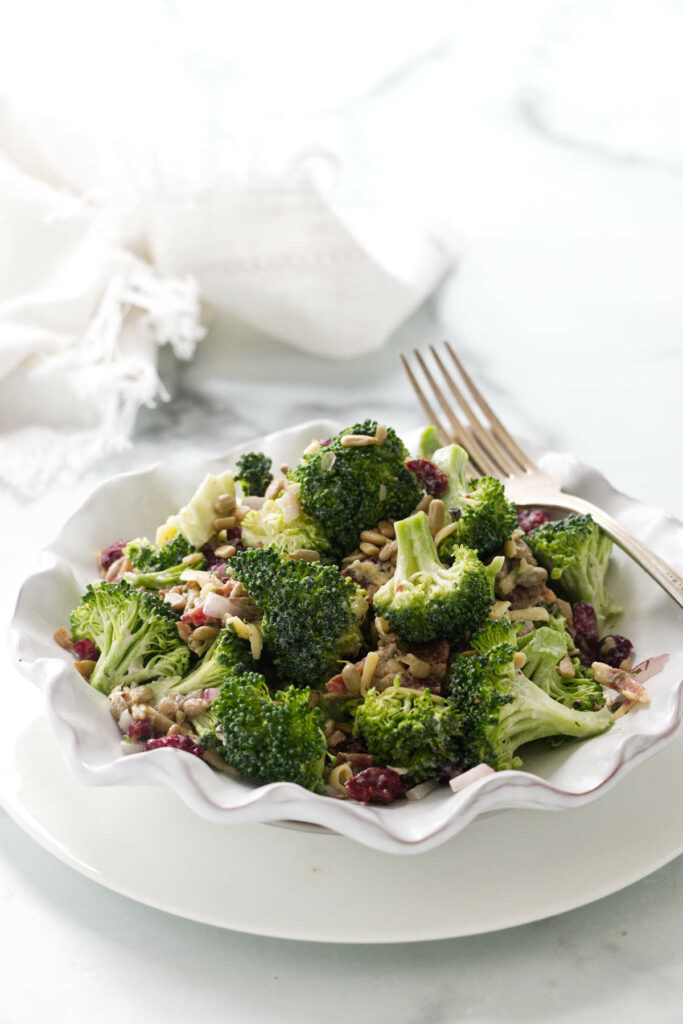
[373, 511, 500, 646]
[352, 683, 462, 783]
[448, 635, 613, 772]
[229, 546, 368, 687]
[178, 627, 257, 693]
[235, 451, 273, 497]
[525, 513, 622, 624]
[418, 424, 442, 460]
[290, 420, 423, 556]
[125, 534, 196, 574]
[70, 580, 190, 695]
[517, 626, 606, 711]
[470, 617, 518, 653]
[430, 444, 517, 560]
[198, 672, 327, 792]
[122, 556, 207, 592]
[240, 494, 333, 559]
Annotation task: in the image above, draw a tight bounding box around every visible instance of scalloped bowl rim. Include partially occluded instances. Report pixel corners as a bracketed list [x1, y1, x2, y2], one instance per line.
[9, 418, 683, 854]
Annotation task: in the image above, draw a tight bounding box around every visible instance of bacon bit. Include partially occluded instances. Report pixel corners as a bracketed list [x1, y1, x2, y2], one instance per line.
[325, 674, 348, 694]
[212, 580, 237, 598]
[592, 661, 650, 704]
[180, 606, 206, 622]
[615, 675, 650, 704]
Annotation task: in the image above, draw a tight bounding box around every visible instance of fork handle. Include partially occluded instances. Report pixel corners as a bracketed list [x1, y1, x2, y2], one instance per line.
[538, 494, 683, 610]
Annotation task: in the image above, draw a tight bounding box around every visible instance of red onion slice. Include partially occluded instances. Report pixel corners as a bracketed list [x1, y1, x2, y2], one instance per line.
[630, 653, 669, 683]
[201, 592, 234, 621]
[449, 763, 495, 794]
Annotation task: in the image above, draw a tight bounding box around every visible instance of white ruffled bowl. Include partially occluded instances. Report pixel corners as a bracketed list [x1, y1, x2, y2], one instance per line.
[10, 419, 683, 854]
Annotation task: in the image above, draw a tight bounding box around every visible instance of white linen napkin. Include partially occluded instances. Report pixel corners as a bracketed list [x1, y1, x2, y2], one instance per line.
[0, 118, 454, 497]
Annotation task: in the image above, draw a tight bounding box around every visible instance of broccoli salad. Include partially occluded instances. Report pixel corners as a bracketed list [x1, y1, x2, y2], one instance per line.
[54, 420, 668, 806]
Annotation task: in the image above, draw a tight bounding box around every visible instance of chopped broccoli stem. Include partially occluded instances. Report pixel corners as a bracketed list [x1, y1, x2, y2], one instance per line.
[418, 424, 442, 460]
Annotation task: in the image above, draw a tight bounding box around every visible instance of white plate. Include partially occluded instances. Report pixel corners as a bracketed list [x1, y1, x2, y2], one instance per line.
[2, 687, 683, 942]
[10, 420, 683, 854]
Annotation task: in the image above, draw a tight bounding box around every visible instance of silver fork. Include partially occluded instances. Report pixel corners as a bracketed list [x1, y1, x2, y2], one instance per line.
[401, 342, 683, 610]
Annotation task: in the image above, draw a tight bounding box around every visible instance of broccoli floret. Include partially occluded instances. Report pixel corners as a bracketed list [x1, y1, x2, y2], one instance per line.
[418, 424, 442, 460]
[70, 580, 190, 695]
[125, 534, 195, 574]
[290, 420, 423, 556]
[199, 672, 327, 792]
[526, 513, 622, 624]
[448, 637, 613, 771]
[235, 452, 273, 497]
[240, 494, 333, 559]
[517, 626, 606, 711]
[431, 444, 517, 560]
[177, 627, 257, 695]
[229, 546, 368, 687]
[352, 683, 462, 783]
[470, 617, 518, 653]
[373, 511, 499, 646]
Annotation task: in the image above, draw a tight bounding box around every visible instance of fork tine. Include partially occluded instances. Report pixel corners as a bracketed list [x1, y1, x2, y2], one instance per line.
[429, 345, 518, 477]
[399, 355, 450, 446]
[400, 353, 480, 480]
[411, 350, 500, 477]
[444, 342, 536, 473]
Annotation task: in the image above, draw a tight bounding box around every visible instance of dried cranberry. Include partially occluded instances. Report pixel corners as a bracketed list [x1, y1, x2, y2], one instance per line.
[517, 509, 549, 534]
[72, 638, 100, 661]
[225, 527, 245, 552]
[597, 634, 634, 669]
[572, 601, 600, 664]
[405, 459, 448, 497]
[345, 766, 405, 804]
[145, 734, 204, 758]
[128, 718, 154, 742]
[100, 539, 128, 571]
[200, 542, 218, 565]
[573, 601, 599, 643]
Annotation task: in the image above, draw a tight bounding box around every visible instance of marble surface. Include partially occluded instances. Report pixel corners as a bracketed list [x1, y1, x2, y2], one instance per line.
[3, 2, 683, 1021]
